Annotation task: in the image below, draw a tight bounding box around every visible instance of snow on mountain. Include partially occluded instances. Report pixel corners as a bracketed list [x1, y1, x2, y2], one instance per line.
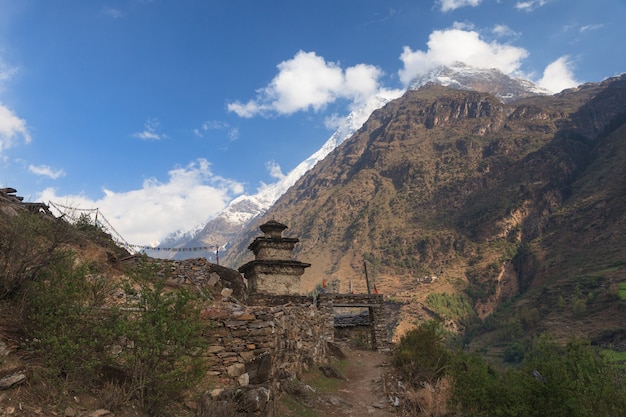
[408, 62, 551, 102]
[154, 63, 551, 261]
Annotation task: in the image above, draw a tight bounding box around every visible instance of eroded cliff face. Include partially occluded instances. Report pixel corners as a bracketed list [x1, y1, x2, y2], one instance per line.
[224, 76, 626, 341]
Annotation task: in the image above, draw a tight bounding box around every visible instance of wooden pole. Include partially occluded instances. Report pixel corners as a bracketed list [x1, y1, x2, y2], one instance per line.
[364, 260, 371, 294]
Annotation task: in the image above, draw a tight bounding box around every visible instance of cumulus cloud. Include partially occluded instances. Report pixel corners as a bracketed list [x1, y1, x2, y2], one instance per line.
[132, 118, 164, 140]
[537, 56, 578, 93]
[437, 0, 482, 12]
[0, 103, 31, 155]
[0, 59, 30, 157]
[39, 159, 244, 245]
[398, 28, 529, 85]
[228, 50, 384, 118]
[29, 164, 65, 179]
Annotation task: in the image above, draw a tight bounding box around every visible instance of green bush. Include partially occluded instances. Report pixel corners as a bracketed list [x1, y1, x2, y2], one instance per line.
[446, 335, 626, 417]
[114, 268, 207, 414]
[392, 321, 451, 385]
[0, 211, 71, 299]
[25, 252, 118, 381]
[24, 253, 208, 416]
[426, 292, 475, 322]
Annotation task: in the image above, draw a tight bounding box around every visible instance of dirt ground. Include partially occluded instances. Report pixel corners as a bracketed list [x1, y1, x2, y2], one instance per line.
[284, 346, 397, 417]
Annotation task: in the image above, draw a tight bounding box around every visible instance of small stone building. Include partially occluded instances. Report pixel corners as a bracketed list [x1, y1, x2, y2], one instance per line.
[238, 220, 310, 296]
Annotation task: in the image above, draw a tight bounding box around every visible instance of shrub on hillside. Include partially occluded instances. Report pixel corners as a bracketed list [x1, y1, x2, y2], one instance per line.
[0, 211, 71, 299]
[114, 264, 207, 414]
[448, 336, 626, 417]
[392, 321, 451, 385]
[23, 253, 208, 416]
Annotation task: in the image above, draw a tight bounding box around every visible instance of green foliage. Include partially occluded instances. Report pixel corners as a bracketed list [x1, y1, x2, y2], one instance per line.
[74, 212, 100, 233]
[23, 253, 207, 416]
[0, 211, 70, 299]
[25, 252, 116, 380]
[114, 266, 207, 414]
[618, 282, 626, 301]
[392, 321, 451, 384]
[447, 335, 626, 417]
[426, 292, 476, 322]
[503, 341, 525, 364]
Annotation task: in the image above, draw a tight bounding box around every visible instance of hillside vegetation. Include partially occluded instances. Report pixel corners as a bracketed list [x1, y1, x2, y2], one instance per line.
[0, 205, 210, 416]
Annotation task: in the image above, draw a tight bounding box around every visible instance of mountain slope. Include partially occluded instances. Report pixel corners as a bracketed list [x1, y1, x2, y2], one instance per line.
[166, 64, 550, 262]
[223, 74, 626, 342]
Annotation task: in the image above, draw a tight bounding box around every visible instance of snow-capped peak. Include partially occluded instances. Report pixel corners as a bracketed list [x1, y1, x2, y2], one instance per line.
[408, 62, 551, 103]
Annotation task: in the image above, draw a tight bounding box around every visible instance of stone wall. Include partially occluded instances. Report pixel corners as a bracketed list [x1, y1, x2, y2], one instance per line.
[201, 299, 333, 386]
[121, 256, 247, 300]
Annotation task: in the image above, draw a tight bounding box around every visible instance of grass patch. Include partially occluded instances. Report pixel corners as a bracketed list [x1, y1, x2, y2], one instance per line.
[302, 359, 349, 393]
[618, 282, 626, 300]
[602, 349, 626, 371]
[277, 394, 319, 417]
[426, 292, 476, 321]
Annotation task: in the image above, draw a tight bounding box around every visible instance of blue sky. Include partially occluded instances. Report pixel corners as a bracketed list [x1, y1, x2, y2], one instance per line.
[0, 0, 624, 244]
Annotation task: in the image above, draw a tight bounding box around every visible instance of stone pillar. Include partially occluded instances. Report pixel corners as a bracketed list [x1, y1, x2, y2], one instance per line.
[239, 220, 311, 297]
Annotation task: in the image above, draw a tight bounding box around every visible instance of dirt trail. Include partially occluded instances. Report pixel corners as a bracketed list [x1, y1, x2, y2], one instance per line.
[315, 347, 396, 416]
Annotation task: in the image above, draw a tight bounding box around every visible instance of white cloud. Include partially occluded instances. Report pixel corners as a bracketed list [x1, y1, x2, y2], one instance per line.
[265, 161, 285, 180]
[228, 50, 384, 118]
[228, 127, 239, 141]
[580, 24, 603, 33]
[515, 0, 548, 12]
[132, 118, 164, 140]
[492, 24, 519, 39]
[0, 103, 31, 155]
[537, 56, 578, 93]
[193, 120, 239, 142]
[398, 28, 529, 85]
[29, 164, 65, 179]
[437, 0, 482, 12]
[0, 59, 30, 156]
[39, 159, 244, 245]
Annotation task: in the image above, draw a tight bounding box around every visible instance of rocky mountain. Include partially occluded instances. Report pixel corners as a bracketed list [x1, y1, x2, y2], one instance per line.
[164, 64, 550, 262]
[223, 73, 626, 344]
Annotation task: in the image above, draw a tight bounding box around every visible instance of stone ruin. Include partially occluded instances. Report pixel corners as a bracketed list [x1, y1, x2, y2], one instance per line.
[126, 220, 391, 415]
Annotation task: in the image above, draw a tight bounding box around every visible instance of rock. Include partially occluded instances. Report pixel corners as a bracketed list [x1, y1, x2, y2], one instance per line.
[245, 352, 272, 384]
[319, 365, 347, 380]
[210, 388, 224, 398]
[227, 363, 245, 377]
[237, 385, 272, 414]
[326, 341, 347, 360]
[73, 392, 100, 409]
[207, 272, 220, 287]
[325, 395, 353, 407]
[85, 410, 114, 417]
[221, 288, 233, 298]
[64, 406, 77, 416]
[238, 372, 250, 386]
[0, 371, 26, 389]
